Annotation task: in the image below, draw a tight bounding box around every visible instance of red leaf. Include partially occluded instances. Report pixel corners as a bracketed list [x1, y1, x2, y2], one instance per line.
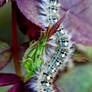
[48, 12, 67, 37]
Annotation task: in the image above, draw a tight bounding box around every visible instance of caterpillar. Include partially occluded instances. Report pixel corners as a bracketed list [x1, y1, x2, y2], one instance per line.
[36, 0, 71, 92]
[37, 31, 70, 92]
[24, 0, 72, 92]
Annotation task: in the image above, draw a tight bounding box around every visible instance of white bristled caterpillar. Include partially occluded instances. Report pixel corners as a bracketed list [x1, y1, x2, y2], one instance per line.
[28, 0, 72, 92]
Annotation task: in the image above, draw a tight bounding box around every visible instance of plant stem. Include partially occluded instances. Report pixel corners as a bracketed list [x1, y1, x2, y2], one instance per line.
[12, 2, 21, 77]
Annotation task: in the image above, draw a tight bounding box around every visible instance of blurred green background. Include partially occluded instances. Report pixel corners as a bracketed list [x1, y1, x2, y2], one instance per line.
[0, 2, 92, 92]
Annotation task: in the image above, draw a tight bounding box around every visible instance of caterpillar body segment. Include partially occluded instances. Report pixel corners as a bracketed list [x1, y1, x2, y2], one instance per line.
[37, 0, 71, 92]
[37, 28, 70, 92]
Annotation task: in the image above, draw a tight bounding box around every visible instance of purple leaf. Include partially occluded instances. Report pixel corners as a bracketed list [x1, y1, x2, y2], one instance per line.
[6, 83, 24, 92]
[16, 6, 43, 40]
[0, 73, 22, 86]
[16, 0, 92, 46]
[59, 0, 92, 46]
[0, 0, 6, 7]
[16, 0, 45, 29]
[0, 41, 12, 70]
[0, 73, 34, 92]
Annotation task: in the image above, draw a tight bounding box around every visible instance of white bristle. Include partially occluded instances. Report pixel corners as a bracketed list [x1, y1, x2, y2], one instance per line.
[28, 0, 73, 92]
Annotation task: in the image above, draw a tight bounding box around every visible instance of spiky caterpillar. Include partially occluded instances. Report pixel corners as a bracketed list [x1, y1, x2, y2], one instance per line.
[23, 0, 71, 92]
[36, 0, 71, 92]
[37, 31, 70, 92]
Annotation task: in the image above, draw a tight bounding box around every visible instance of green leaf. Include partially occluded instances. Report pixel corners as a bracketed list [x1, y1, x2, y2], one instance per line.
[22, 35, 48, 79]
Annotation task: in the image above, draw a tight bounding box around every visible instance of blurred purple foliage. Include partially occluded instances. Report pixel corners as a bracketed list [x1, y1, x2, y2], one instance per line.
[16, 0, 92, 46]
[0, 74, 35, 92]
[0, 0, 92, 92]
